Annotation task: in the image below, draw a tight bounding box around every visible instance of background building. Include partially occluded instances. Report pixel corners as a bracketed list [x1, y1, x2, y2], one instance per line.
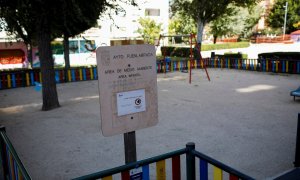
[93, 0, 169, 46]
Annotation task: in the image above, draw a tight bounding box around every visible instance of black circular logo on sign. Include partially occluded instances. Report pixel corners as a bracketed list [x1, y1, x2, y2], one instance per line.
[135, 98, 141, 105]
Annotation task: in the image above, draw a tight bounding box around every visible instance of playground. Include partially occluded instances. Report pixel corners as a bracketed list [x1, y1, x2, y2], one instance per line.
[0, 68, 299, 179]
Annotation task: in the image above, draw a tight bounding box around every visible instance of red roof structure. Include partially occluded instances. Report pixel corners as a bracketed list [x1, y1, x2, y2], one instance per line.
[291, 30, 300, 35]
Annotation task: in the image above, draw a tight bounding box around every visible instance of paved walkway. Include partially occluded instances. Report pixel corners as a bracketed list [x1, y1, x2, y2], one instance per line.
[0, 69, 299, 179]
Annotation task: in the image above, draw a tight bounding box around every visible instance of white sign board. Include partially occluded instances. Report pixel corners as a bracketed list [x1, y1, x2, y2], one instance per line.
[117, 89, 146, 116]
[96, 45, 158, 136]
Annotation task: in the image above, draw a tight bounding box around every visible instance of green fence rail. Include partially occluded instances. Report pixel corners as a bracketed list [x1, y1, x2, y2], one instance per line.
[74, 143, 254, 180]
[0, 126, 31, 180]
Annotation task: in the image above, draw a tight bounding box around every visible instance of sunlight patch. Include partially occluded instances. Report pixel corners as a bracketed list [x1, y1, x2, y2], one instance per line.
[236, 84, 276, 93]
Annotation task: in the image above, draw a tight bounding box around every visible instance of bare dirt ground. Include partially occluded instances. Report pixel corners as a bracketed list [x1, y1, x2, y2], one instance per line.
[0, 69, 299, 179]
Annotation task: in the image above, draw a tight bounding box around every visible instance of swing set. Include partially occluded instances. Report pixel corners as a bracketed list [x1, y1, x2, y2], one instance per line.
[156, 34, 210, 83]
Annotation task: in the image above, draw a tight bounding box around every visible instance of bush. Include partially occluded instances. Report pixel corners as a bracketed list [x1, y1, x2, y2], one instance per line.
[258, 52, 300, 60]
[219, 52, 248, 59]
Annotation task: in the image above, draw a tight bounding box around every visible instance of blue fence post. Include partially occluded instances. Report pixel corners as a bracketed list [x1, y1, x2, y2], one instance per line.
[200, 159, 208, 180]
[83, 68, 87, 81]
[93, 67, 97, 79]
[186, 142, 195, 180]
[30, 71, 34, 86]
[55, 71, 60, 83]
[12, 74, 16, 88]
[297, 62, 300, 74]
[71, 70, 76, 81]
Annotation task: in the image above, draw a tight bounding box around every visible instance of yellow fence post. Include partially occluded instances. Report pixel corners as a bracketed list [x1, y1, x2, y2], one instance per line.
[156, 160, 166, 180]
[213, 166, 223, 180]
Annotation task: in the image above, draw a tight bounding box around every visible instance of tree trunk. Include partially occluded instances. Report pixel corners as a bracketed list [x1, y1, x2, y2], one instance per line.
[27, 43, 33, 68]
[63, 34, 70, 69]
[37, 16, 60, 111]
[196, 19, 206, 46]
[213, 35, 217, 44]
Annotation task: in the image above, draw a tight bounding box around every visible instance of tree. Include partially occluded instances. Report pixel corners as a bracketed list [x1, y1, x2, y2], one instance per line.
[169, 12, 197, 35]
[209, 4, 262, 42]
[294, 21, 300, 29]
[0, 1, 37, 66]
[209, 5, 237, 44]
[267, 0, 300, 34]
[170, 0, 258, 48]
[136, 17, 162, 45]
[0, 0, 108, 110]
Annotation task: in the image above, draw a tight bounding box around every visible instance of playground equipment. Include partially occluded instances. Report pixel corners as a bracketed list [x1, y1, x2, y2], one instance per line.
[291, 86, 300, 101]
[156, 34, 210, 83]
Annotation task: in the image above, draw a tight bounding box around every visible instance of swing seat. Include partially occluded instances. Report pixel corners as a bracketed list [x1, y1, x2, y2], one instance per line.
[291, 86, 300, 101]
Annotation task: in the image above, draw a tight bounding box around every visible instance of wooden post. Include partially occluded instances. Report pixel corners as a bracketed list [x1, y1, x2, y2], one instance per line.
[124, 131, 137, 164]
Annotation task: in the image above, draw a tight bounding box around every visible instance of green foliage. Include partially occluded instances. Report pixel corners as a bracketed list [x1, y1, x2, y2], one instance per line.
[267, 0, 300, 34]
[202, 42, 250, 51]
[169, 12, 197, 35]
[161, 42, 250, 57]
[170, 0, 258, 43]
[209, 5, 237, 43]
[136, 17, 162, 45]
[239, 4, 262, 38]
[293, 21, 300, 29]
[209, 3, 262, 41]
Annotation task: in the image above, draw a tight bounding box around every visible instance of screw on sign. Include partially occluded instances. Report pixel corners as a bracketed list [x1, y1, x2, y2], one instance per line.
[135, 98, 141, 105]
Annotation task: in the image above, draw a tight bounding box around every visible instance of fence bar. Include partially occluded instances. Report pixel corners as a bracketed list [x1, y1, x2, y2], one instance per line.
[186, 142, 195, 180]
[93, 67, 97, 79]
[172, 156, 181, 180]
[200, 159, 208, 180]
[121, 171, 129, 180]
[193, 150, 254, 180]
[156, 160, 166, 180]
[102, 176, 112, 180]
[294, 113, 300, 167]
[213, 166, 223, 180]
[0, 126, 31, 180]
[73, 148, 186, 180]
[142, 165, 150, 180]
[229, 174, 239, 180]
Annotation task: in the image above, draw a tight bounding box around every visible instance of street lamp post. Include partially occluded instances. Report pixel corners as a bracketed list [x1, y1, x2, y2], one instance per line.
[283, 1, 288, 40]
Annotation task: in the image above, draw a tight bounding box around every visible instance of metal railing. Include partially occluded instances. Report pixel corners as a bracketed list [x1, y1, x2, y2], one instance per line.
[1, 57, 299, 90]
[74, 142, 254, 180]
[0, 126, 31, 180]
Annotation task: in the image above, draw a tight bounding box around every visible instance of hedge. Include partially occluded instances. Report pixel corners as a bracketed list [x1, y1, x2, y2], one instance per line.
[258, 52, 300, 60]
[161, 42, 250, 58]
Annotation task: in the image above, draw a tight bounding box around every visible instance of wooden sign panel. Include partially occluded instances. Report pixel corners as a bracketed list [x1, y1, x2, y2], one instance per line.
[96, 45, 158, 136]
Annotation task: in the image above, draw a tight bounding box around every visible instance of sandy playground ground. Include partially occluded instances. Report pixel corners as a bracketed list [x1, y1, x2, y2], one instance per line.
[0, 68, 299, 179]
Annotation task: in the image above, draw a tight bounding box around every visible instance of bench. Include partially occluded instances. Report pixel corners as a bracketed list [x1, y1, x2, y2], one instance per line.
[291, 86, 300, 101]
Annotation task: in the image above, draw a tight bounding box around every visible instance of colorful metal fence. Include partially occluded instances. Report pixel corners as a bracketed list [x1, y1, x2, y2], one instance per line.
[0, 58, 299, 90]
[0, 126, 31, 180]
[0, 66, 98, 90]
[74, 143, 254, 180]
[157, 58, 300, 74]
[0, 129, 254, 180]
